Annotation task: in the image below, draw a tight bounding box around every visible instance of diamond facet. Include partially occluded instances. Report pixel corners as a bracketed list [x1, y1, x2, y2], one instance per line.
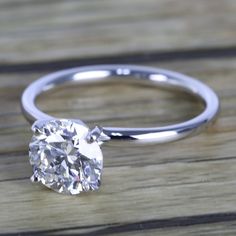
[29, 119, 103, 195]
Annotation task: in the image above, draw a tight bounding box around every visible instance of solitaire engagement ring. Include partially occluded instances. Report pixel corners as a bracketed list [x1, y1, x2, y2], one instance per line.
[21, 65, 219, 195]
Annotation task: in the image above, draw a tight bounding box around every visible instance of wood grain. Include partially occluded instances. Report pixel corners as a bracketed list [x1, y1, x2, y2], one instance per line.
[0, 58, 235, 235]
[0, 0, 236, 235]
[0, 0, 235, 64]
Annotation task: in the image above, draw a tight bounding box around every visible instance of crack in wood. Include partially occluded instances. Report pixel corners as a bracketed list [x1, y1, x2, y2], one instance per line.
[0, 46, 236, 74]
[3, 212, 236, 235]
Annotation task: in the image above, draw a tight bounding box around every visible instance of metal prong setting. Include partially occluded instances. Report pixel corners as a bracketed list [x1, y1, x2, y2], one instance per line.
[87, 126, 110, 145]
[30, 174, 39, 183]
[31, 119, 50, 133]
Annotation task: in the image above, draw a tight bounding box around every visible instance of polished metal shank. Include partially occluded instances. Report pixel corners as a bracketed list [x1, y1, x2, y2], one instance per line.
[21, 65, 219, 144]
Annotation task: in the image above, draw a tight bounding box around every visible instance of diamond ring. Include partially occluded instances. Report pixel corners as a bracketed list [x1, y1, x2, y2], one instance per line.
[21, 65, 219, 195]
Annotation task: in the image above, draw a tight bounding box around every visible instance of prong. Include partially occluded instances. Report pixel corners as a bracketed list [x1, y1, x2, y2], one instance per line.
[30, 174, 39, 183]
[31, 126, 41, 135]
[87, 126, 102, 143]
[87, 126, 110, 144]
[31, 119, 50, 133]
[98, 132, 111, 144]
[31, 120, 42, 133]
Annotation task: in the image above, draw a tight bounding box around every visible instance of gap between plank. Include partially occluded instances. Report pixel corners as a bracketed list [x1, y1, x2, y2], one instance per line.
[0, 46, 236, 74]
[3, 212, 236, 235]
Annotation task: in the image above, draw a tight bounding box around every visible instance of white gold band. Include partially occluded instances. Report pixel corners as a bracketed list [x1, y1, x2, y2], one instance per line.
[21, 64, 219, 144]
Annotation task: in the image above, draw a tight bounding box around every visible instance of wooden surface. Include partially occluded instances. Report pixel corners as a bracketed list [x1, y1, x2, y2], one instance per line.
[0, 0, 236, 235]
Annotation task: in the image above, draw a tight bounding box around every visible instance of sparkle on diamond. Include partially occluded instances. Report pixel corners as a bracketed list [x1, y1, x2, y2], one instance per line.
[29, 119, 103, 195]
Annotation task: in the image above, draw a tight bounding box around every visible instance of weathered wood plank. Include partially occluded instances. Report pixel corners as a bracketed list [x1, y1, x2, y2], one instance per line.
[0, 0, 236, 234]
[0, 0, 235, 63]
[0, 58, 235, 234]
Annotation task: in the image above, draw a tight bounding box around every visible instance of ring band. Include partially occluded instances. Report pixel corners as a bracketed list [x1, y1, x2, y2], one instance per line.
[22, 64, 219, 143]
[21, 64, 219, 195]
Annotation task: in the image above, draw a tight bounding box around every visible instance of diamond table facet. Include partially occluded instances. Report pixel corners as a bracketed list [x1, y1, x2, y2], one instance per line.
[29, 119, 103, 195]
